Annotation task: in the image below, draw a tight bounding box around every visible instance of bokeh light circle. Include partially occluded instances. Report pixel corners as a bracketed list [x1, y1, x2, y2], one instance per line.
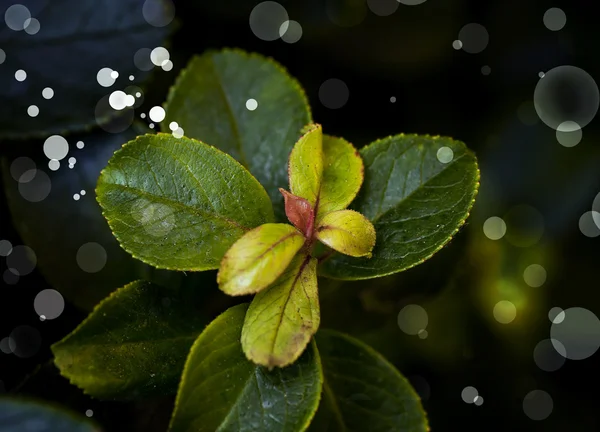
[43, 135, 69, 160]
[458, 23, 489, 54]
[523, 264, 547, 287]
[134, 48, 154, 71]
[0, 240, 12, 256]
[550, 307, 600, 360]
[24, 17, 40, 35]
[593, 193, 600, 229]
[249, 2, 289, 41]
[398, 0, 427, 5]
[436, 147, 453, 164]
[5, 4, 31, 31]
[556, 121, 582, 147]
[6, 245, 36, 276]
[523, 390, 553, 420]
[533, 65, 599, 131]
[367, 0, 399, 16]
[34, 289, 65, 320]
[549, 307, 564, 324]
[579, 211, 600, 238]
[142, 0, 175, 27]
[18, 170, 51, 202]
[76, 242, 107, 273]
[493, 300, 517, 324]
[8, 325, 41, 358]
[543, 8, 566, 31]
[279, 20, 303, 43]
[397, 304, 428, 335]
[461, 386, 478, 404]
[483, 216, 506, 240]
[533, 339, 566, 372]
[319, 79, 350, 109]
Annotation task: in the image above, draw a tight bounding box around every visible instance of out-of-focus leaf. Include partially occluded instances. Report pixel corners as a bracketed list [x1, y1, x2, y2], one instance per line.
[0, 126, 157, 310]
[0, 397, 99, 431]
[0, 0, 170, 138]
[52, 280, 207, 400]
[289, 124, 323, 207]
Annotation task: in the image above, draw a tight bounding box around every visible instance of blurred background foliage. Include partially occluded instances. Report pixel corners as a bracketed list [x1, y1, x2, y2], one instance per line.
[1, 0, 599, 430]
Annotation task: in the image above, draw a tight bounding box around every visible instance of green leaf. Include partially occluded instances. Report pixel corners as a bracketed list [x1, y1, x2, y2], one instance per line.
[309, 330, 428, 432]
[320, 135, 479, 279]
[169, 304, 322, 432]
[51, 280, 207, 400]
[289, 124, 323, 207]
[97, 133, 274, 271]
[218, 223, 305, 296]
[242, 255, 319, 368]
[0, 0, 169, 139]
[163, 49, 311, 220]
[0, 398, 99, 431]
[316, 210, 376, 258]
[318, 135, 364, 216]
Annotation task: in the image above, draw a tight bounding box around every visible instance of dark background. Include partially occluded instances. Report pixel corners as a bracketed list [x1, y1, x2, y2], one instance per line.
[1, 0, 600, 431]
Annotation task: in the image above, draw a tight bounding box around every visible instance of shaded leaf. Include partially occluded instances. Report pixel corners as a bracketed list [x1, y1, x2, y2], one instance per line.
[218, 223, 305, 296]
[97, 133, 274, 271]
[242, 255, 319, 368]
[316, 210, 375, 258]
[169, 304, 322, 432]
[280, 188, 314, 236]
[289, 124, 323, 207]
[1, 126, 151, 310]
[309, 330, 428, 432]
[52, 280, 207, 400]
[320, 135, 479, 279]
[0, 397, 99, 431]
[318, 135, 364, 216]
[163, 49, 311, 220]
[0, 0, 169, 138]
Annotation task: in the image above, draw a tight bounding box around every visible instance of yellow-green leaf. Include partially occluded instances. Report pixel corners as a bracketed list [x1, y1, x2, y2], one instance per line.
[289, 124, 323, 206]
[318, 135, 364, 216]
[218, 223, 305, 296]
[242, 255, 319, 368]
[316, 210, 376, 258]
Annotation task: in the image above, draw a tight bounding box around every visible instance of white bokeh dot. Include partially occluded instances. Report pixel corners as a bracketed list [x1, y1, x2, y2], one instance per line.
[543, 8, 566, 31]
[246, 99, 258, 111]
[523, 264, 547, 287]
[97, 67, 116, 87]
[34, 289, 65, 320]
[27, 105, 39, 117]
[42, 87, 54, 100]
[15, 69, 27, 81]
[493, 300, 517, 324]
[43, 135, 69, 161]
[436, 146, 453, 164]
[483, 216, 507, 240]
[149, 106, 165, 122]
[398, 304, 428, 335]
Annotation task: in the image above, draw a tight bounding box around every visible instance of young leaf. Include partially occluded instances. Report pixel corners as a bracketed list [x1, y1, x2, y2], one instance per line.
[318, 135, 364, 216]
[169, 304, 322, 432]
[52, 280, 207, 400]
[97, 133, 274, 271]
[218, 223, 305, 296]
[309, 330, 428, 432]
[242, 255, 319, 368]
[163, 49, 311, 220]
[0, 398, 99, 432]
[320, 135, 479, 279]
[280, 188, 315, 236]
[289, 124, 324, 206]
[316, 210, 376, 258]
